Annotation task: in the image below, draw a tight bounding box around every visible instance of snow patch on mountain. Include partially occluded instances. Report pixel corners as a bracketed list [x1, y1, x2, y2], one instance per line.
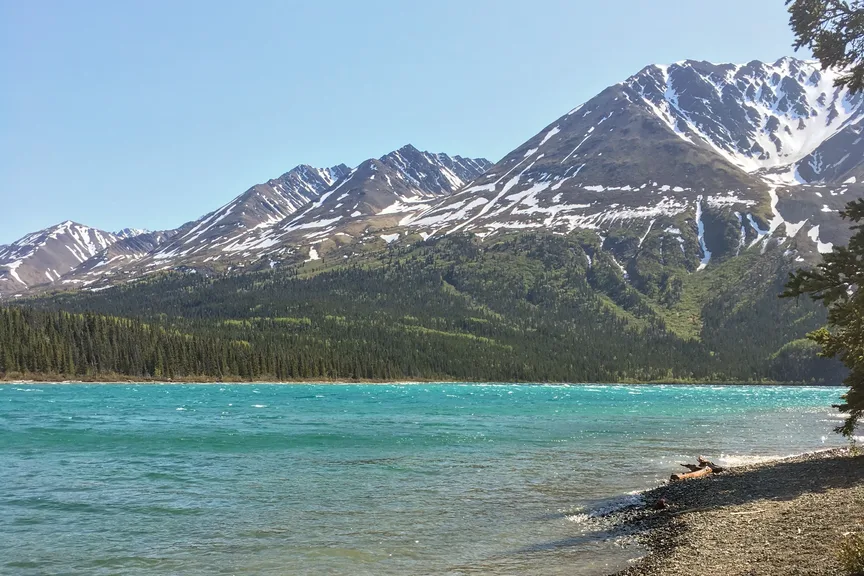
[626, 58, 864, 177]
[114, 228, 150, 239]
[695, 196, 711, 270]
[807, 225, 834, 254]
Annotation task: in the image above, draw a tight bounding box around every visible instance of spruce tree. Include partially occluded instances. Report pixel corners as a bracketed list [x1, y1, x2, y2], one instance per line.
[783, 201, 864, 436]
[784, 0, 864, 436]
[788, 1, 864, 92]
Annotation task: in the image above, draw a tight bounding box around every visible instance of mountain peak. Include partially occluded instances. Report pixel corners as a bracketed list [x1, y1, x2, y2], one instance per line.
[381, 144, 424, 163]
[0, 221, 118, 293]
[115, 228, 150, 239]
[278, 163, 351, 187]
[397, 143, 420, 154]
[621, 57, 864, 176]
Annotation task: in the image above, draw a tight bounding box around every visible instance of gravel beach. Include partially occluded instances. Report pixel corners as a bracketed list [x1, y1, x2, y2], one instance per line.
[611, 449, 864, 576]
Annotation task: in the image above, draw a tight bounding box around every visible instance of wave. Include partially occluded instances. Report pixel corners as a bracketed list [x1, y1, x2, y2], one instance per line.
[717, 446, 842, 467]
[716, 453, 797, 467]
[566, 492, 644, 524]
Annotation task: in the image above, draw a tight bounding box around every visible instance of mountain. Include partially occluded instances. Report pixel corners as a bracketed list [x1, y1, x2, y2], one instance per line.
[4, 57, 859, 385]
[143, 163, 350, 263]
[4, 57, 863, 300]
[0, 163, 353, 293]
[0, 149, 489, 296]
[114, 228, 151, 239]
[56, 230, 177, 289]
[0, 221, 119, 295]
[265, 145, 492, 261]
[404, 58, 864, 268]
[91, 147, 488, 276]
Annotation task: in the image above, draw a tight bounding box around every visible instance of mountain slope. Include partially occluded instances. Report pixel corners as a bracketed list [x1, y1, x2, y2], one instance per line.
[57, 230, 177, 289]
[267, 145, 491, 260]
[147, 163, 350, 263]
[1, 148, 490, 294]
[403, 58, 864, 269]
[0, 222, 119, 295]
[15, 231, 840, 384]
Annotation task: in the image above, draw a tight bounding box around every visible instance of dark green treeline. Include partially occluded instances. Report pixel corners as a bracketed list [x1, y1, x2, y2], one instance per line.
[0, 233, 845, 383]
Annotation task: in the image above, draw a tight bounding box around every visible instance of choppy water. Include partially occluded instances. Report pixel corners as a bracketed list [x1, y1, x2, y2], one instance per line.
[0, 383, 849, 575]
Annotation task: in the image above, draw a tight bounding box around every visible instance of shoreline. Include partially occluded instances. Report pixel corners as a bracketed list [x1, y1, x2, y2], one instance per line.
[607, 448, 864, 575]
[0, 377, 847, 387]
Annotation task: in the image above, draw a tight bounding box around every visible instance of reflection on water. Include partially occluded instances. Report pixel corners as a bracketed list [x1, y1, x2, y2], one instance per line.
[0, 383, 847, 575]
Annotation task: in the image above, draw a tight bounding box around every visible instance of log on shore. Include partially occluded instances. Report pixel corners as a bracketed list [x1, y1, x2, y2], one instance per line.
[670, 466, 714, 481]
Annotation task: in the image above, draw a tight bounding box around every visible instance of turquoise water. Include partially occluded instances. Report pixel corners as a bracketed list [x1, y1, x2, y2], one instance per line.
[0, 383, 848, 575]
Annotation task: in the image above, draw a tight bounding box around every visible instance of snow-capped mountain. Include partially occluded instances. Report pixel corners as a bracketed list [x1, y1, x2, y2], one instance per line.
[0, 221, 119, 294]
[266, 145, 492, 260]
[0, 148, 489, 293]
[627, 58, 864, 184]
[132, 146, 488, 269]
[4, 57, 862, 297]
[0, 163, 350, 295]
[56, 230, 177, 289]
[402, 57, 864, 268]
[114, 228, 151, 240]
[145, 163, 351, 263]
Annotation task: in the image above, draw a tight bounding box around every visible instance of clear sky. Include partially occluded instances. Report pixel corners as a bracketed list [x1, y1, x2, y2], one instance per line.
[1, 0, 805, 243]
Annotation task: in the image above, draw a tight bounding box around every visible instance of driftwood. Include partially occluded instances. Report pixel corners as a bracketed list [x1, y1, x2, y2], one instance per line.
[697, 456, 725, 473]
[670, 456, 725, 481]
[671, 466, 713, 481]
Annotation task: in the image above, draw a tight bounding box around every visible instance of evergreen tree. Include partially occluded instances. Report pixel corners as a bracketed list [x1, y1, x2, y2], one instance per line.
[788, 0, 864, 92]
[783, 200, 864, 436]
[784, 0, 864, 436]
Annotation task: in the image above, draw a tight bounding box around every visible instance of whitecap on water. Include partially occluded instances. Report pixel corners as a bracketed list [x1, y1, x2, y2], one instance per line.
[717, 453, 797, 467]
[252, 404, 267, 408]
[566, 492, 644, 524]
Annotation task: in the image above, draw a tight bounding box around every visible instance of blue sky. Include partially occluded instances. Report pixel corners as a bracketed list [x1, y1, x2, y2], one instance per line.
[1, 1, 803, 243]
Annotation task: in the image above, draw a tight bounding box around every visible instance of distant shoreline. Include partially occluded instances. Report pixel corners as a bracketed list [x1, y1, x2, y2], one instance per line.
[609, 448, 864, 575]
[0, 377, 847, 387]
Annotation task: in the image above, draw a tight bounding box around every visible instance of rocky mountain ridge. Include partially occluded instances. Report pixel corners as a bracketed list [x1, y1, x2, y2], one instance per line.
[395, 57, 863, 273]
[3, 57, 863, 298]
[1, 148, 490, 296]
[0, 221, 120, 294]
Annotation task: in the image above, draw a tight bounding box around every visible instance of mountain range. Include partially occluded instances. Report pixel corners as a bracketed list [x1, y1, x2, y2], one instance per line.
[2, 57, 862, 299]
[0, 149, 490, 296]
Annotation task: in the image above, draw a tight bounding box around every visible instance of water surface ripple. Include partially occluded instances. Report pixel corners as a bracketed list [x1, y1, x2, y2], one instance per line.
[0, 383, 847, 575]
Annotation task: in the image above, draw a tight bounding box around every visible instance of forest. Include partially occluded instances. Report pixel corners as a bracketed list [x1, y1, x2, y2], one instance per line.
[0, 232, 845, 383]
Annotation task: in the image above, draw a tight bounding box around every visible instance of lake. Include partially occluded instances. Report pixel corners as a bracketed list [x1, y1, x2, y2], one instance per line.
[0, 383, 848, 575]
